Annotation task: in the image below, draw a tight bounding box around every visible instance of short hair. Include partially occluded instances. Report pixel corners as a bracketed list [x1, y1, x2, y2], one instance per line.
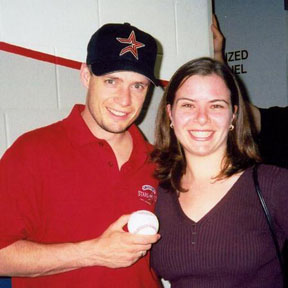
[151, 57, 261, 192]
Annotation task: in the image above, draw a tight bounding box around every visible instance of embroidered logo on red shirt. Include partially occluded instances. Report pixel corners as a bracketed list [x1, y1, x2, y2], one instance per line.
[116, 31, 145, 60]
[138, 185, 157, 205]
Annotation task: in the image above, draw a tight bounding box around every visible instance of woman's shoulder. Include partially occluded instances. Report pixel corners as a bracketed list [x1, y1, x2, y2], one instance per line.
[239, 164, 288, 192]
[256, 164, 288, 195]
[257, 163, 288, 177]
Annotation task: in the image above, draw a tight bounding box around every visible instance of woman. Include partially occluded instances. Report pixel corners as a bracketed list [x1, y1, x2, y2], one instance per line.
[150, 58, 288, 287]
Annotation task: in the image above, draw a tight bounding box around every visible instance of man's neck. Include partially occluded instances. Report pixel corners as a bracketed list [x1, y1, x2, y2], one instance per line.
[81, 107, 133, 169]
[108, 131, 133, 169]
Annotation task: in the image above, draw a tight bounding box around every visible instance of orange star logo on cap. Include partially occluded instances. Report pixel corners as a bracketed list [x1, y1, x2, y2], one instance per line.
[116, 30, 145, 60]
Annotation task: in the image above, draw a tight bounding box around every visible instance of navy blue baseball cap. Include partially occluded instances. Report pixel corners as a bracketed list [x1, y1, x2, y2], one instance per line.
[86, 23, 158, 85]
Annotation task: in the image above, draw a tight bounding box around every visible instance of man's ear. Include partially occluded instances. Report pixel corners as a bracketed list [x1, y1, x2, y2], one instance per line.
[80, 63, 91, 88]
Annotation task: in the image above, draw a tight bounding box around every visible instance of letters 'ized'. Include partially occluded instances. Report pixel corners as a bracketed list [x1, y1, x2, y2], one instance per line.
[225, 50, 248, 62]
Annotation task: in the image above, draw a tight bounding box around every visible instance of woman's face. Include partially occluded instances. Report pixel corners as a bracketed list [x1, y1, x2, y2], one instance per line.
[167, 73, 237, 159]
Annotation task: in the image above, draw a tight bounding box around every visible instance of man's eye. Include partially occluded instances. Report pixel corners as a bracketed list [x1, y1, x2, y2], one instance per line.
[182, 103, 194, 108]
[134, 83, 144, 89]
[105, 79, 115, 84]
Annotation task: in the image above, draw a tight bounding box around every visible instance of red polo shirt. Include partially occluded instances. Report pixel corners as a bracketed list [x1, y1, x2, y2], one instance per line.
[0, 105, 160, 287]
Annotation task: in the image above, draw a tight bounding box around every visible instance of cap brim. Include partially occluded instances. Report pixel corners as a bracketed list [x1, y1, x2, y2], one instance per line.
[90, 60, 158, 86]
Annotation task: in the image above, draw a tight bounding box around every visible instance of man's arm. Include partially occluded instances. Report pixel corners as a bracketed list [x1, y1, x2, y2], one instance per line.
[0, 214, 160, 277]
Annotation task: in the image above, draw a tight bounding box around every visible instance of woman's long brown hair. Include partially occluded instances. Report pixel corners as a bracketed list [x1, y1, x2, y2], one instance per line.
[151, 57, 261, 192]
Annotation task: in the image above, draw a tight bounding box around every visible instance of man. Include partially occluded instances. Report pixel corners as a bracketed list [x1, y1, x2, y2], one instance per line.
[0, 23, 161, 288]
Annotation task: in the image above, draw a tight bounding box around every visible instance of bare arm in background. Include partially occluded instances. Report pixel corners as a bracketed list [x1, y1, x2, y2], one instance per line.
[211, 14, 225, 63]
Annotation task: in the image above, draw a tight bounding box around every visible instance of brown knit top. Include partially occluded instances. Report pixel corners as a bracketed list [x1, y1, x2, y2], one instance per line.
[151, 165, 288, 288]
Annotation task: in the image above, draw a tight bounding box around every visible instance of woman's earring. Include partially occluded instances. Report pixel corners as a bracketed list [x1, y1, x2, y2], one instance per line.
[229, 124, 234, 131]
[170, 122, 174, 129]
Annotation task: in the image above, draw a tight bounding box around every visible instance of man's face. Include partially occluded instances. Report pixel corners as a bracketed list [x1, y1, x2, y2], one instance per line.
[83, 69, 150, 139]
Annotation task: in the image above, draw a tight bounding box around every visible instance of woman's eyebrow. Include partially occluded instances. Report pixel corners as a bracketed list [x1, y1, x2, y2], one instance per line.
[210, 99, 230, 104]
[175, 98, 196, 103]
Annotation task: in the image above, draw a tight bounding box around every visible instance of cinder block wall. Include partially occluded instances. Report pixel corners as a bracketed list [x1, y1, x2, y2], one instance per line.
[0, 0, 212, 158]
[0, 51, 85, 157]
[0, 50, 165, 158]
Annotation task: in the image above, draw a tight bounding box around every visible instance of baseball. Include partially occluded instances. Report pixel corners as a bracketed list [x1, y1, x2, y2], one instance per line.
[127, 210, 159, 235]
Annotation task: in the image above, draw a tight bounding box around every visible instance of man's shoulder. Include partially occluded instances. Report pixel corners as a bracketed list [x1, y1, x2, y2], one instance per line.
[16, 120, 65, 147]
[143, 137, 154, 152]
[131, 125, 154, 151]
[3, 120, 67, 161]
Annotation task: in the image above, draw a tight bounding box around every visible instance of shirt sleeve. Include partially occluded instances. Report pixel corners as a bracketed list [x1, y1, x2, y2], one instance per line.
[0, 137, 41, 249]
